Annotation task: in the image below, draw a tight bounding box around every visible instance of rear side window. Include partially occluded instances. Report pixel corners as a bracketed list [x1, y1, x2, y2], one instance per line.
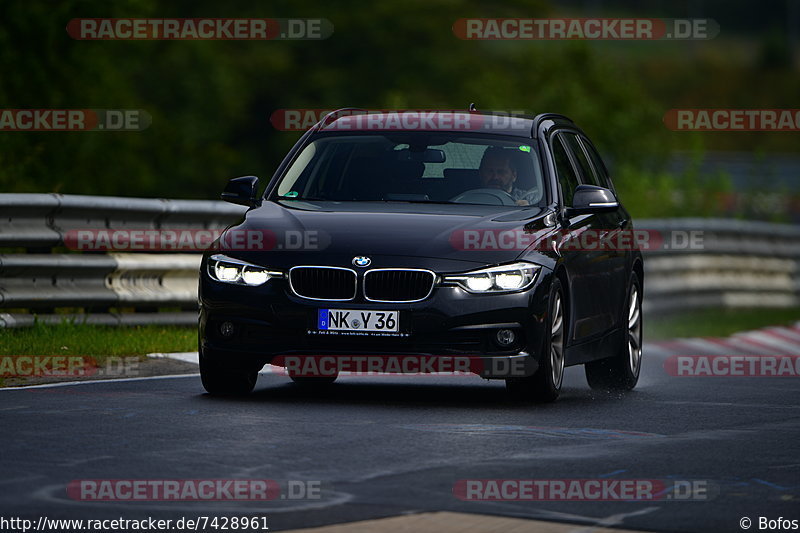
[562, 133, 599, 187]
[551, 135, 579, 206]
[580, 137, 615, 191]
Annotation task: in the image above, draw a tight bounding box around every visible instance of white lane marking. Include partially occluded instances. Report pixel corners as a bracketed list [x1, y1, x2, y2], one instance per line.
[570, 506, 660, 532]
[147, 352, 199, 364]
[0, 373, 200, 391]
[737, 331, 800, 355]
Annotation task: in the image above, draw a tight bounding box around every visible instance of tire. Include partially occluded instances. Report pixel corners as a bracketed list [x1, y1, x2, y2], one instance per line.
[506, 277, 565, 403]
[199, 353, 258, 396]
[585, 271, 642, 391]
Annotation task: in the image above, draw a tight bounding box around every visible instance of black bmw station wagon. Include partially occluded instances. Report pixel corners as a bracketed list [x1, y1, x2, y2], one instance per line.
[199, 109, 643, 402]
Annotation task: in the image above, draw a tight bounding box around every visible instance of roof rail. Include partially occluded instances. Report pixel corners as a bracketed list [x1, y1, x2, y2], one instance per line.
[316, 108, 368, 130]
[532, 113, 573, 131]
[463, 108, 537, 120]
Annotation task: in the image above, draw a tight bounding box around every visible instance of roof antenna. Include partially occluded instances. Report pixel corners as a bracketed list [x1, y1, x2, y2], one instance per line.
[468, 102, 478, 112]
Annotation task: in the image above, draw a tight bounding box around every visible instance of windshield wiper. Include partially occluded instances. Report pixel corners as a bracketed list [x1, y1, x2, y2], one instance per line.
[382, 199, 457, 205]
[277, 196, 329, 201]
[278, 197, 460, 205]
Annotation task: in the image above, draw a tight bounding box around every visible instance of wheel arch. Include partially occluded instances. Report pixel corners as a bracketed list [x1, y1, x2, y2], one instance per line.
[632, 256, 644, 294]
[552, 262, 572, 345]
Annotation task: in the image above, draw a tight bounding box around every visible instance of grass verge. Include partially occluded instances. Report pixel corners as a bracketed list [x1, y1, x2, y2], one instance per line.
[0, 322, 196, 357]
[0, 323, 196, 387]
[645, 307, 800, 341]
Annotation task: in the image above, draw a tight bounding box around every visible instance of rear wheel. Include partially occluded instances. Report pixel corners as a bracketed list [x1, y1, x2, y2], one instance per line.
[506, 278, 565, 403]
[585, 272, 642, 390]
[199, 353, 258, 396]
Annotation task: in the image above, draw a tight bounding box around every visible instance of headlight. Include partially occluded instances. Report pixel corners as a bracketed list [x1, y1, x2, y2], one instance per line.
[207, 254, 283, 286]
[443, 262, 540, 293]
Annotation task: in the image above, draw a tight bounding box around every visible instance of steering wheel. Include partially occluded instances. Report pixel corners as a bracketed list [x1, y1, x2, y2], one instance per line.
[450, 188, 517, 206]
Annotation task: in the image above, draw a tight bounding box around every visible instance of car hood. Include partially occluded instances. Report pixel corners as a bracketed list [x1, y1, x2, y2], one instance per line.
[221, 200, 554, 271]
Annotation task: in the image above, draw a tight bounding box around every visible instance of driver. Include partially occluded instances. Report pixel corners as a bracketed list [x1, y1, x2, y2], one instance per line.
[478, 147, 537, 206]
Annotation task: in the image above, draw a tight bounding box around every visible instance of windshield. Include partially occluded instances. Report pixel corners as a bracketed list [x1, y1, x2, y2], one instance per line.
[272, 134, 546, 207]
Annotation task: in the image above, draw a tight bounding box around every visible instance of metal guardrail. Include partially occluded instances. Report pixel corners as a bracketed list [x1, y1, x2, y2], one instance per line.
[637, 218, 800, 312]
[0, 193, 246, 328]
[0, 193, 246, 250]
[0, 194, 798, 327]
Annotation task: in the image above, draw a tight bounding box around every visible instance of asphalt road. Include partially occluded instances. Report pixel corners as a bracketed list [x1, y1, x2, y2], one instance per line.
[1, 335, 799, 533]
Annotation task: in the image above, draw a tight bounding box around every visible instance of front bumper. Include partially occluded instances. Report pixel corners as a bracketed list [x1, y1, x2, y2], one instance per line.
[199, 266, 554, 379]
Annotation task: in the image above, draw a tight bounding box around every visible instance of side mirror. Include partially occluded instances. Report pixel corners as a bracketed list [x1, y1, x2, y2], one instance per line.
[568, 184, 618, 215]
[221, 176, 260, 207]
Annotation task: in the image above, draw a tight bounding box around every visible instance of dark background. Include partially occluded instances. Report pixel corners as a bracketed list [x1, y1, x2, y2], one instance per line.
[1, 0, 798, 220]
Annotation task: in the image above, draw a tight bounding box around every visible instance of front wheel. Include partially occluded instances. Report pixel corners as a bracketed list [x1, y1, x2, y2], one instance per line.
[200, 354, 258, 396]
[506, 278, 565, 403]
[585, 272, 642, 391]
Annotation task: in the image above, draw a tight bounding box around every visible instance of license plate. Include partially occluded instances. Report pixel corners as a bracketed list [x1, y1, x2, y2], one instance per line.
[318, 309, 399, 332]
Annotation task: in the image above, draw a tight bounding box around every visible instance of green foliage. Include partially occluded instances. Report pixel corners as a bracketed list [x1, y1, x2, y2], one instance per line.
[615, 144, 734, 219]
[0, 0, 796, 219]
